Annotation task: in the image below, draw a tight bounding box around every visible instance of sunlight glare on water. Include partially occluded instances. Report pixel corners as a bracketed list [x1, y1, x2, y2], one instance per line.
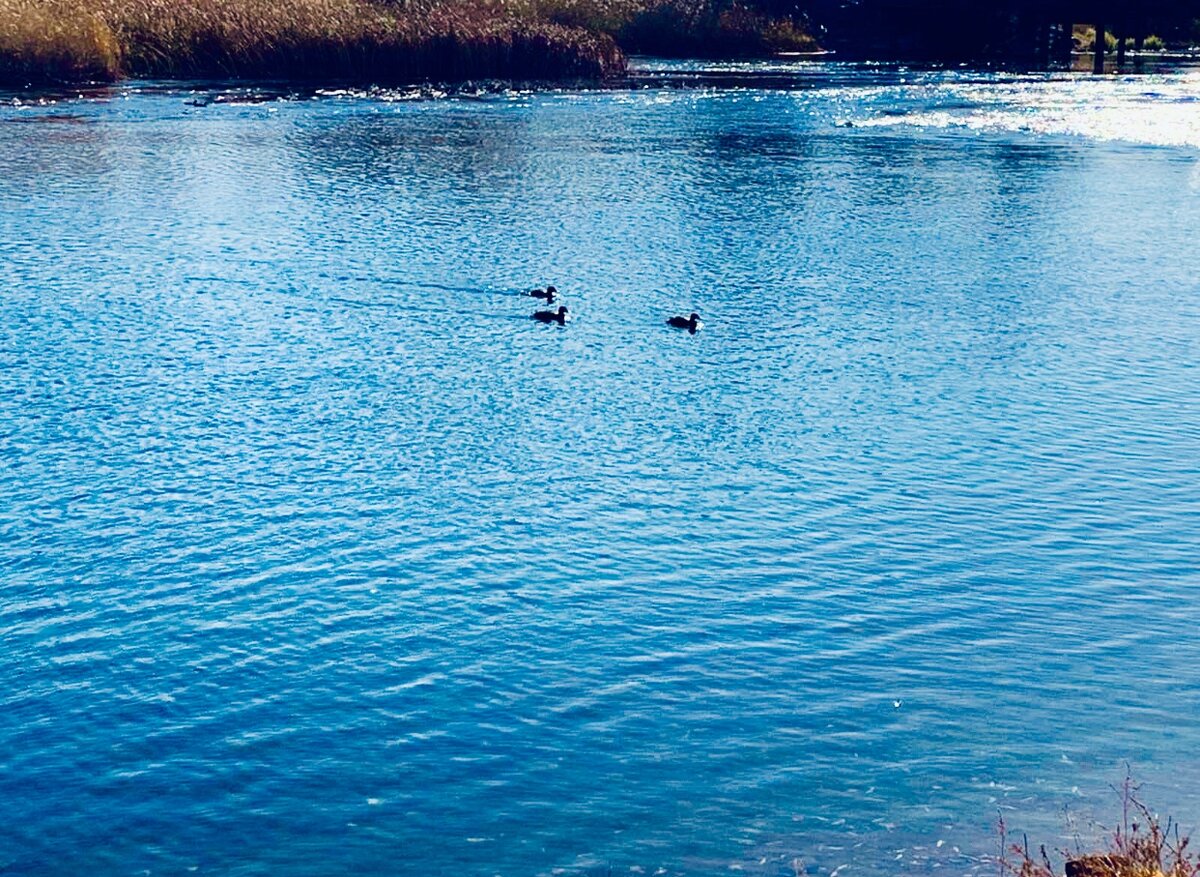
[845, 69, 1200, 148]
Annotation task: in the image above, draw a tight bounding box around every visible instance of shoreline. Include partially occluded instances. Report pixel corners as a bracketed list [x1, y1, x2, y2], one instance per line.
[7, 52, 1200, 95]
[5, 51, 1200, 102]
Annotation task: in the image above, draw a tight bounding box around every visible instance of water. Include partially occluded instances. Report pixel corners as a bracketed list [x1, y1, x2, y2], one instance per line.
[2, 62, 1199, 877]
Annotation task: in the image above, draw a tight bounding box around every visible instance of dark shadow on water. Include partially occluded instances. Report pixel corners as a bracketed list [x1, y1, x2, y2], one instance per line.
[326, 295, 515, 310]
[4, 114, 92, 124]
[182, 276, 257, 286]
[392, 279, 527, 296]
[326, 278, 531, 297]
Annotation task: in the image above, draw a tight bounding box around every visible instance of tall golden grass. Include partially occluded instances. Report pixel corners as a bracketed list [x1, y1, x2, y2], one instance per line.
[0, 0, 625, 85]
[0, 0, 818, 86]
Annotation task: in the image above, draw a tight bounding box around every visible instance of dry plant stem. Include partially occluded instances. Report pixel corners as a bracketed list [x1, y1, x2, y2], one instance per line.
[998, 774, 1200, 877]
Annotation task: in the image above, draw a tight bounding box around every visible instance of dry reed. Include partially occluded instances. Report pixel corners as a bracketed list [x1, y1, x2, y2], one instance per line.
[999, 776, 1200, 877]
[0, 0, 625, 85]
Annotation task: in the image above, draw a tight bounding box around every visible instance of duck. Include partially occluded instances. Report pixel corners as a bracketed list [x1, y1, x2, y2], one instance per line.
[525, 285, 558, 303]
[667, 312, 702, 334]
[532, 306, 570, 325]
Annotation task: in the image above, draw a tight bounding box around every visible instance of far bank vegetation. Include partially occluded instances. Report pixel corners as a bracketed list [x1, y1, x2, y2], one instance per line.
[0, 0, 816, 86]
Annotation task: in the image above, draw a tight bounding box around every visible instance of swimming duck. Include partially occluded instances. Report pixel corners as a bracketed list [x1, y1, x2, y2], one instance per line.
[667, 312, 703, 334]
[532, 306, 569, 325]
[526, 285, 558, 303]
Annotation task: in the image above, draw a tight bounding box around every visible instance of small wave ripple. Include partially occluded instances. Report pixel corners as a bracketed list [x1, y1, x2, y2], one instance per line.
[1, 64, 1199, 877]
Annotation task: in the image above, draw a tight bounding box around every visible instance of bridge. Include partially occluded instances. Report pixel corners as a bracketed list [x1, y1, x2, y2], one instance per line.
[1005, 0, 1188, 72]
[808, 0, 1196, 70]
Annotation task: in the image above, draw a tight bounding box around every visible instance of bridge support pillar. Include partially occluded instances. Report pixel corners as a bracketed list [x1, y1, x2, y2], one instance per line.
[1093, 18, 1106, 73]
[1059, 21, 1075, 65]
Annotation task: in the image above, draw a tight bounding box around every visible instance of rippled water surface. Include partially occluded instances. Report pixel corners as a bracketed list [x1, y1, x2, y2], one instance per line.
[2, 62, 1199, 877]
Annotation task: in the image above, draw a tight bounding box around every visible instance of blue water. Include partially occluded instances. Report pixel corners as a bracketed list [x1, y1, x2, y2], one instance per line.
[2, 62, 1199, 877]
